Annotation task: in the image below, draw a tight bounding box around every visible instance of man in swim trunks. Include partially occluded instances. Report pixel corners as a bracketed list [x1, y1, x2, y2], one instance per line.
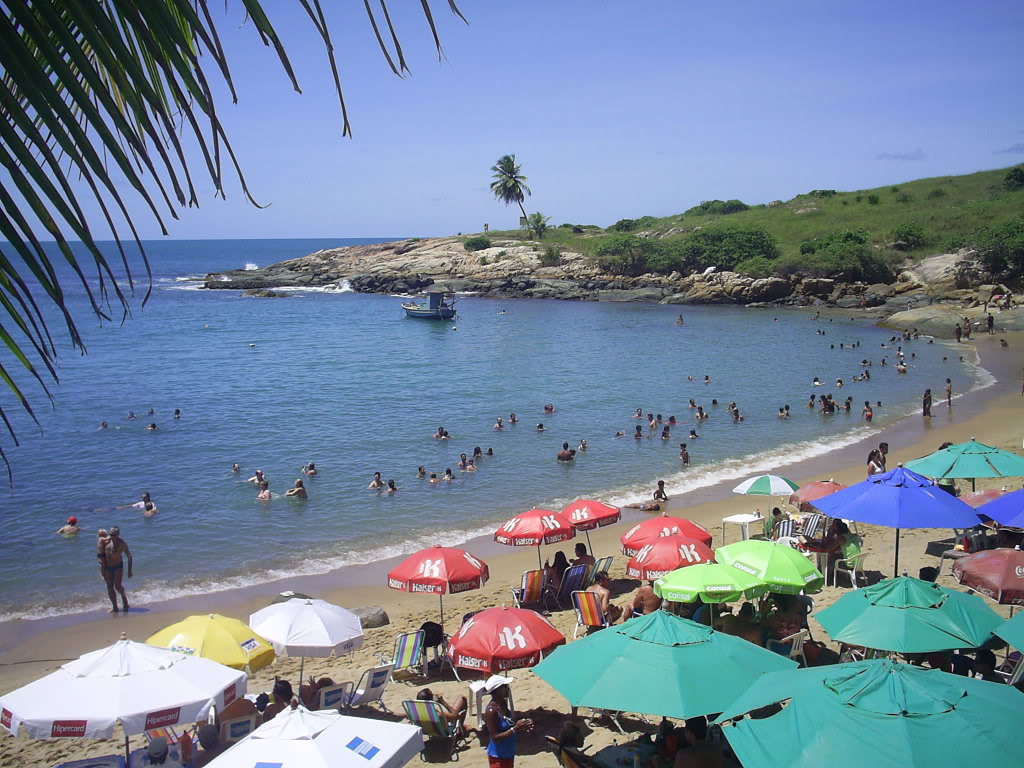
[98, 526, 132, 613]
[557, 442, 574, 462]
[624, 581, 663, 619]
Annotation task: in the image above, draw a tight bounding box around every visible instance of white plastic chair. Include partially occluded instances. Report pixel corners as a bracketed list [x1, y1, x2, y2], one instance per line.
[348, 663, 393, 713]
[768, 629, 809, 666]
[834, 552, 868, 589]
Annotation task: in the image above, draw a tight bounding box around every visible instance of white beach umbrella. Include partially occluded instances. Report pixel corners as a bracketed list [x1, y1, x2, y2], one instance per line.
[207, 703, 423, 768]
[0, 633, 245, 746]
[249, 598, 364, 679]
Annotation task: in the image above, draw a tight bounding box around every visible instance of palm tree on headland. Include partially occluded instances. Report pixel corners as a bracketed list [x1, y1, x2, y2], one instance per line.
[490, 155, 531, 225]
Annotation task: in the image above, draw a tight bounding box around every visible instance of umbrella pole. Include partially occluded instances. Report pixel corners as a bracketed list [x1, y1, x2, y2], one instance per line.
[538, 546, 543, 571]
[894, 529, 901, 575]
[439, 593, 445, 633]
[585, 529, 593, 555]
[299, 656, 305, 685]
[124, 735, 130, 763]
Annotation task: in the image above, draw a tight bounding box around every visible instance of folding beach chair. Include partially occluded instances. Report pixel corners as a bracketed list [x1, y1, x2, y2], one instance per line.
[552, 564, 590, 609]
[800, 513, 825, 540]
[572, 590, 609, 638]
[56, 757, 126, 768]
[511, 569, 550, 610]
[402, 699, 468, 762]
[219, 713, 258, 744]
[545, 735, 593, 768]
[379, 629, 429, 681]
[348, 663, 394, 712]
[772, 518, 795, 541]
[586, 556, 614, 587]
[316, 681, 354, 713]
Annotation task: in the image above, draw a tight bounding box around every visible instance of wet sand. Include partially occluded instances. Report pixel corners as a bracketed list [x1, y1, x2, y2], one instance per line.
[2, 333, 1022, 767]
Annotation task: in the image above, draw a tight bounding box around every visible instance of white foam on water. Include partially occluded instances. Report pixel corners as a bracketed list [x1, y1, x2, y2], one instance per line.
[335, 279, 353, 293]
[244, 262, 259, 271]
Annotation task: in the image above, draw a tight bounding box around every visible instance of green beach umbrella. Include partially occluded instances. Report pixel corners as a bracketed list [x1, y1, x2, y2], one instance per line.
[715, 658, 1024, 768]
[716, 540, 824, 595]
[654, 562, 767, 603]
[905, 437, 1024, 481]
[532, 610, 796, 720]
[732, 474, 800, 496]
[994, 611, 1024, 651]
[816, 575, 1003, 653]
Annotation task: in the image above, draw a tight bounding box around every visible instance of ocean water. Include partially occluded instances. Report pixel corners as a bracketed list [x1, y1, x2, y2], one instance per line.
[0, 239, 987, 621]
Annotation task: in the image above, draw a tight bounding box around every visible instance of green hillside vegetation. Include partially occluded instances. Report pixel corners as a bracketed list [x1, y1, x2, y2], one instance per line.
[473, 166, 1024, 282]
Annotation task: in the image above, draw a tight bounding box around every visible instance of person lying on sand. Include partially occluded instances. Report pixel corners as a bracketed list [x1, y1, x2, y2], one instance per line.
[625, 500, 662, 512]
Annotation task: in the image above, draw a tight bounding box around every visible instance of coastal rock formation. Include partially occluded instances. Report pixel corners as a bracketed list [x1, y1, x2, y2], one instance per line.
[661, 272, 791, 305]
[900, 249, 990, 294]
[353, 606, 390, 628]
[880, 306, 1024, 338]
[241, 288, 290, 298]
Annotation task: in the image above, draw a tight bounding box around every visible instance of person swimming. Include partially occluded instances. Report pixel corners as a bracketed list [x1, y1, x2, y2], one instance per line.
[679, 443, 690, 465]
[428, 473, 440, 484]
[232, 463, 240, 473]
[285, 479, 307, 499]
[417, 466, 426, 478]
[146, 423, 158, 431]
[368, 472, 385, 489]
[509, 412, 518, 424]
[704, 375, 710, 384]
[668, 415, 676, 425]
[578, 439, 587, 452]
[257, 481, 271, 501]
[634, 425, 643, 439]
[494, 417, 504, 430]
[458, 453, 469, 469]
[99, 421, 108, 430]
[661, 426, 671, 440]
[634, 408, 643, 418]
[465, 460, 477, 472]
[473, 447, 483, 460]
[813, 377, 821, 386]
[433, 426, 445, 439]
[544, 403, 555, 413]
[387, 479, 398, 493]
[536, 423, 545, 431]
[127, 411, 136, 420]
[689, 429, 699, 439]
[695, 406, 707, 420]
[444, 468, 454, 481]
[174, 408, 181, 419]
[303, 462, 318, 476]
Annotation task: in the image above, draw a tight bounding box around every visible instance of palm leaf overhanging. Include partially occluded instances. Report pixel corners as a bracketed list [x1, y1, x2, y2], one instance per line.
[0, 0, 465, 479]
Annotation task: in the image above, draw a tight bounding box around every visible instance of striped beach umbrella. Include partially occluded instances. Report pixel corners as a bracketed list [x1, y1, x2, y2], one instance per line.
[733, 474, 800, 496]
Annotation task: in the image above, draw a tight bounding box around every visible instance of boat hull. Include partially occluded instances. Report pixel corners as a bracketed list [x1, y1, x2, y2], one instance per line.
[402, 304, 456, 319]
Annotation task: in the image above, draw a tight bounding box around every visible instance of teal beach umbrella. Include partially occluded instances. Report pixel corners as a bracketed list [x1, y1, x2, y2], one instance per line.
[716, 539, 824, 595]
[816, 576, 1003, 653]
[905, 438, 1024, 489]
[532, 610, 795, 720]
[715, 659, 1024, 768]
[995, 611, 1024, 651]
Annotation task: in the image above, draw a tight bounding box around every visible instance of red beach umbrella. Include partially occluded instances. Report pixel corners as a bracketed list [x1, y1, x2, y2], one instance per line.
[789, 479, 848, 513]
[494, 508, 575, 568]
[952, 547, 1024, 606]
[626, 535, 715, 580]
[961, 488, 1006, 509]
[387, 547, 489, 630]
[446, 606, 565, 674]
[620, 516, 712, 556]
[562, 499, 621, 553]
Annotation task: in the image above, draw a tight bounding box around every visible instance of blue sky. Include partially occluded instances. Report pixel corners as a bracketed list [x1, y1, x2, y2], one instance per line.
[74, 1, 1024, 238]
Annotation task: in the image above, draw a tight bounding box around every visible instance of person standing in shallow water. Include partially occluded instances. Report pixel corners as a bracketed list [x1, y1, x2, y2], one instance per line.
[922, 388, 932, 418]
[98, 526, 132, 613]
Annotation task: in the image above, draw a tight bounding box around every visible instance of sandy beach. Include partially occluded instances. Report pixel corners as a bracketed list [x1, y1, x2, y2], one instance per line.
[2, 332, 1022, 767]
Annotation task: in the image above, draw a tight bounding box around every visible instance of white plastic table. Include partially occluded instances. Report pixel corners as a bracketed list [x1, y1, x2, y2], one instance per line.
[722, 513, 762, 545]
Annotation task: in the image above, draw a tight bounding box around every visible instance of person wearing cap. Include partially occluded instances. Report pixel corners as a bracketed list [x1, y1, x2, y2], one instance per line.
[56, 516, 80, 536]
[483, 676, 531, 768]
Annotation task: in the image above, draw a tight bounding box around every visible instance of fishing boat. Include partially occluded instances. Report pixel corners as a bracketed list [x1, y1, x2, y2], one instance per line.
[401, 291, 457, 319]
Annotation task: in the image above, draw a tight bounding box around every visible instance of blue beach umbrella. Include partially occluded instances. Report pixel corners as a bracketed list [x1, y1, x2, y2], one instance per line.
[811, 466, 980, 574]
[978, 488, 1024, 528]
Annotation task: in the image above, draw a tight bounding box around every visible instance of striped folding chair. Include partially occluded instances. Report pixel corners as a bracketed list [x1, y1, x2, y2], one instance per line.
[512, 569, 549, 609]
[379, 630, 428, 681]
[402, 699, 467, 762]
[772, 518, 795, 541]
[800, 513, 825, 539]
[553, 564, 590, 609]
[586, 556, 614, 587]
[572, 590, 609, 638]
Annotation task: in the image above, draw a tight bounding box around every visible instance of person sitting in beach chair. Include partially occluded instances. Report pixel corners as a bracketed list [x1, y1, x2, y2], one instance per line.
[586, 572, 622, 624]
[623, 581, 663, 619]
[572, 543, 596, 567]
[552, 563, 591, 609]
[416, 687, 476, 735]
[801, 519, 849, 575]
[403, 697, 470, 761]
[544, 551, 571, 591]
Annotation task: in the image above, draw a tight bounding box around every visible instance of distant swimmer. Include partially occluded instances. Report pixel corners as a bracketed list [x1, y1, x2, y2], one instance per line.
[98, 526, 132, 613]
[127, 411, 137, 420]
[536, 423, 545, 432]
[247, 470, 266, 485]
[614, 431, 625, 438]
[232, 463, 240, 473]
[778, 407, 787, 418]
[147, 409, 155, 416]
[368, 472, 385, 489]
[417, 466, 426, 478]
[465, 459, 477, 472]
[118, 492, 152, 510]
[656, 414, 663, 423]
[249, 343, 256, 349]
[668, 415, 677, 425]
[285, 479, 307, 499]
[732, 409, 744, 422]
[807, 396, 815, 408]
[679, 443, 690, 466]
[509, 413, 518, 424]
[56, 516, 79, 536]
[689, 429, 699, 439]
[498, 309, 508, 315]
[494, 417, 504, 430]
[578, 439, 588, 453]
[387, 479, 398, 493]
[654, 480, 669, 502]
[634, 425, 643, 439]
[458, 453, 468, 469]
[863, 401, 873, 422]
[444, 468, 454, 481]
[661, 426, 671, 440]
[257, 481, 271, 501]
[486, 447, 494, 456]
[146, 423, 158, 431]
[99, 421, 109, 430]
[142, 501, 158, 518]
[676, 314, 684, 325]
[704, 375, 710, 385]
[813, 377, 822, 386]
[544, 404, 555, 413]
[428, 473, 440, 484]
[174, 409, 181, 419]
[303, 462, 318, 476]
[473, 447, 484, 460]
[433, 426, 446, 439]
[835, 378, 843, 388]
[696, 406, 707, 421]
[557, 442, 574, 462]
[634, 408, 643, 418]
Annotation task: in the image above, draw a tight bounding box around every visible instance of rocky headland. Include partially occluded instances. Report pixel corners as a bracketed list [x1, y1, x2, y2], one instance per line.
[203, 236, 1022, 338]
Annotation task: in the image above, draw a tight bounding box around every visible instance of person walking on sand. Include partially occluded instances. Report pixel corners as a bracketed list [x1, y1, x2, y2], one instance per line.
[98, 526, 132, 613]
[922, 388, 932, 418]
[483, 676, 532, 768]
[945, 378, 953, 406]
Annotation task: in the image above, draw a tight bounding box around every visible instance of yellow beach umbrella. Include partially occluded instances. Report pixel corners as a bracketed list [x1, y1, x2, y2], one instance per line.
[147, 613, 275, 673]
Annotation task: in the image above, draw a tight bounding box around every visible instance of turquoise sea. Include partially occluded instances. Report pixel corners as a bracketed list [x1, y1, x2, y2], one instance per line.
[0, 239, 989, 621]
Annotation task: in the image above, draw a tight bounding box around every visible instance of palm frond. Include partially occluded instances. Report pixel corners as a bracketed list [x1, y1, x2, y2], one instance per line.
[0, 0, 467, 481]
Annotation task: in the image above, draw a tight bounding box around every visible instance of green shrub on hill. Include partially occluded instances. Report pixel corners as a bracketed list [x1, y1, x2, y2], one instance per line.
[734, 256, 777, 278]
[890, 222, 927, 249]
[684, 199, 749, 216]
[782, 240, 892, 282]
[1005, 167, 1024, 191]
[975, 216, 1024, 275]
[927, 188, 948, 199]
[867, 194, 880, 205]
[463, 236, 492, 252]
[540, 245, 562, 267]
[612, 218, 638, 231]
[670, 228, 780, 270]
[594, 235, 667, 275]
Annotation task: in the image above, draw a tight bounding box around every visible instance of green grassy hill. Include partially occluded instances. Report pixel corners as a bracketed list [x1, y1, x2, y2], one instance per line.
[474, 165, 1024, 282]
